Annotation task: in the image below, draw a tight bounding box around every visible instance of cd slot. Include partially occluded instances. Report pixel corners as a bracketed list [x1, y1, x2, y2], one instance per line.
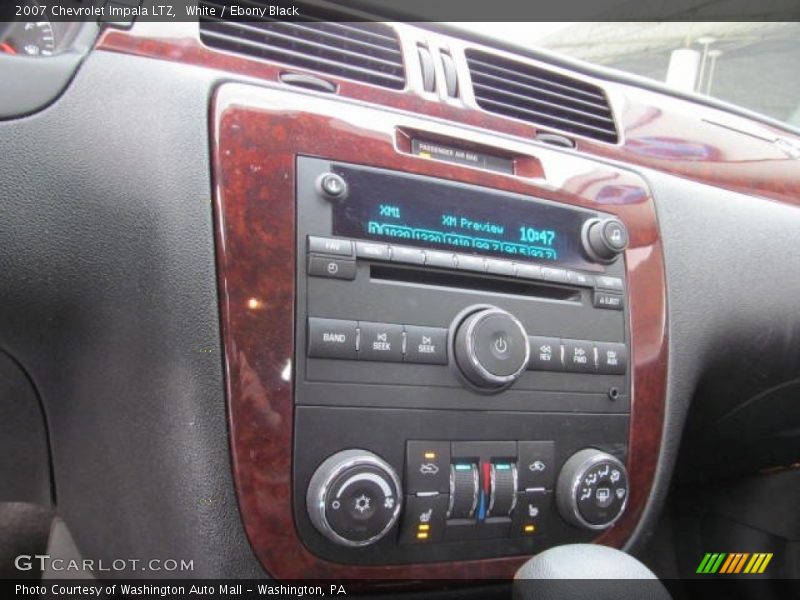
[370, 265, 580, 302]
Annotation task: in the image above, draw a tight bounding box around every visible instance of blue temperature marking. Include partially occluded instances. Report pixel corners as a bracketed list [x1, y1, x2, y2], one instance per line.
[477, 491, 486, 521]
[455, 464, 472, 471]
[496, 463, 511, 470]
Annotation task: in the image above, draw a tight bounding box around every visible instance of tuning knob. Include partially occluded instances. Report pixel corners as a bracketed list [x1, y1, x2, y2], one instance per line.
[556, 449, 629, 530]
[582, 218, 629, 263]
[453, 306, 530, 390]
[306, 450, 402, 547]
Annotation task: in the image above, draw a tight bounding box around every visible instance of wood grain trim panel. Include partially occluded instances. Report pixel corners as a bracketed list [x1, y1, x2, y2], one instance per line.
[98, 25, 800, 206]
[212, 83, 667, 579]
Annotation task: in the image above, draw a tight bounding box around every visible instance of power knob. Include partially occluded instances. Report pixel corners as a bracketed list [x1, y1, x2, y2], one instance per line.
[556, 449, 629, 530]
[306, 449, 402, 547]
[582, 217, 629, 263]
[452, 306, 530, 391]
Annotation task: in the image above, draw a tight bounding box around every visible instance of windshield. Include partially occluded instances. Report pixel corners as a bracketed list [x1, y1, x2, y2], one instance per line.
[452, 22, 800, 129]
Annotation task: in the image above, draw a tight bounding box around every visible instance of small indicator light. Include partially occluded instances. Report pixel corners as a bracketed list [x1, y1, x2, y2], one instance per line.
[523, 524, 536, 534]
[416, 532, 429, 540]
[424, 452, 436, 460]
[418, 524, 430, 532]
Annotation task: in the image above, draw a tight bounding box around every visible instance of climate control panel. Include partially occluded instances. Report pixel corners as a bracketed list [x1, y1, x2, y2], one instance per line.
[304, 442, 629, 553]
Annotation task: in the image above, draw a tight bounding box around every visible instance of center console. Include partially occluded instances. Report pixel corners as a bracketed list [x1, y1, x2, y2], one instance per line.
[295, 157, 631, 563]
[210, 82, 667, 580]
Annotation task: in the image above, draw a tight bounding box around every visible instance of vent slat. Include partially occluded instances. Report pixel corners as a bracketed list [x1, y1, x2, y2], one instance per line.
[468, 57, 606, 103]
[199, 1, 405, 90]
[470, 69, 611, 114]
[477, 96, 618, 141]
[466, 49, 618, 143]
[472, 82, 615, 126]
[203, 19, 403, 72]
[200, 27, 405, 87]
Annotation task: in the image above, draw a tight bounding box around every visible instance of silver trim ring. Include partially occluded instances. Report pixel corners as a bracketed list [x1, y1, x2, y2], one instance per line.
[462, 308, 531, 386]
[307, 449, 402, 548]
[563, 450, 628, 531]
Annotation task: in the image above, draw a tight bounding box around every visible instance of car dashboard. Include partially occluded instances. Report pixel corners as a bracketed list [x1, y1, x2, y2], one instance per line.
[1, 3, 799, 590]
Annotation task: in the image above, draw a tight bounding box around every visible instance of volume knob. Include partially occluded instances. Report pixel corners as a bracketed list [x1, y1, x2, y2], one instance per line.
[453, 306, 530, 390]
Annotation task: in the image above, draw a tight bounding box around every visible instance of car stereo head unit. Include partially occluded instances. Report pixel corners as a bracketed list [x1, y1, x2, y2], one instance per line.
[293, 156, 631, 566]
[328, 163, 595, 271]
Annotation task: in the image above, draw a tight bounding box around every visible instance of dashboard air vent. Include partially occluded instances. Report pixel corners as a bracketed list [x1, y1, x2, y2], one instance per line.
[466, 49, 618, 143]
[199, 2, 405, 90]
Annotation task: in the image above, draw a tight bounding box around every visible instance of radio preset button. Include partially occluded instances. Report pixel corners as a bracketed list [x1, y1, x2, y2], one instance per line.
[456, 254, 487, 273]
[404, 325, 448, 365]
[390, 245, 426, 265]
[594, 292, 624, 310]
[486, 259, 515, 277]
[515, 263, 543, 281]
[358, 322, 404, 362]
[425, 250, 457, 269]
[596, 342, 628, 375]
[527, 336, 563, 371]
[355, 241, 391, 261]
[308, 236, 354, 257]
[308, 256, 356, 280]
[567, 270, 594, 287]
[308, 318, 358, 360]
[563, 339, 597, 373]
[541, 267, 569, 284]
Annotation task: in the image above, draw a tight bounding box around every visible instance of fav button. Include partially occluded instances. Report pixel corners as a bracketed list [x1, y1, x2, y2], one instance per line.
[358, 322, 404, 362]
[308, 236, 354, 257]
[404, 325, 448, 365]
[405, 440, 450, 494]
[307, 318, 357, 360]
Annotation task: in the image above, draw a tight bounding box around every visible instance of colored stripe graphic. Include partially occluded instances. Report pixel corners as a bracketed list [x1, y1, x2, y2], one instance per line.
[757, 554, 773, 573]
[699, 553, 774, 574]
[719, 554, 735, 574]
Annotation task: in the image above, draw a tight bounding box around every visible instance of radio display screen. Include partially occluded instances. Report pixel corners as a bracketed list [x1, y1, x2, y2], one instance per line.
[330, 164, 599, 271]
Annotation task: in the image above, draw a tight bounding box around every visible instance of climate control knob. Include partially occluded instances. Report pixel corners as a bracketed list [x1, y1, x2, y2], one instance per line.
[453, 307, 530, 390]
[556, 448, 629, 530]
[582, 217, 629, 263]
[306, 449, 402, 547]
